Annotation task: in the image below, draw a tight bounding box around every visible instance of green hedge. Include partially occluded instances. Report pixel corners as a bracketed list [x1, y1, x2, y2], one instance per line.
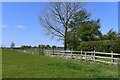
[77, 40, 120, 53]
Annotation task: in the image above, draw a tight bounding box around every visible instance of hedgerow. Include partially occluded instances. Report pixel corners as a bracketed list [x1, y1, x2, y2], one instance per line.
[77, 40, 120, 53]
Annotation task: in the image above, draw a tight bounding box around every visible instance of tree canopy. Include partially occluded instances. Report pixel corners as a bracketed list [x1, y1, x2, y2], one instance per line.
[102, 29, 118, 40]
[66, 9, 102, 50]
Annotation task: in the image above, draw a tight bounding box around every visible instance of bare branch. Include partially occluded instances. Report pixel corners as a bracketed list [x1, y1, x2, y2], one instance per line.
[39, 2, 84, 50]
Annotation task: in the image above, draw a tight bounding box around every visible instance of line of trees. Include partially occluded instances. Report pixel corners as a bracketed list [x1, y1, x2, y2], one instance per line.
[20, 44, 63, 50]
[1, 42, 63, 50]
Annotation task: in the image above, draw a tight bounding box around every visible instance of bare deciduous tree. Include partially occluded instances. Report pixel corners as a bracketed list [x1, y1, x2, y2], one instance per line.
[39, 2, 84, 50]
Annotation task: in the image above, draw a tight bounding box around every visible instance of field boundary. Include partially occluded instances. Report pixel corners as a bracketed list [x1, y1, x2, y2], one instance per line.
[44, 50, 120, 65]
[15, 49, 120, 65]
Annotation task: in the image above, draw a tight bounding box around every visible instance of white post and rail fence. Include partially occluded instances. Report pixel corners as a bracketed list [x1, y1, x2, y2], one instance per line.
[15, 48, 120, 65]
[44, 50, 120, 65]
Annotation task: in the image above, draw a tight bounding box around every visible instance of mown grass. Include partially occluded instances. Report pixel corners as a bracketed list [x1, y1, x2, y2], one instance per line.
[2, 49, 118, 78]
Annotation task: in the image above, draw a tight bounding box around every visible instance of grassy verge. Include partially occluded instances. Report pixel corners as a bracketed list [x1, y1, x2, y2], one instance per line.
[2, 49, 118, 78]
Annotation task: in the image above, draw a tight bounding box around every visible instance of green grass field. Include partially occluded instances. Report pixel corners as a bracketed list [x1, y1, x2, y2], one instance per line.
[0, 49, 2, 79]
[2, 49, 118, 78]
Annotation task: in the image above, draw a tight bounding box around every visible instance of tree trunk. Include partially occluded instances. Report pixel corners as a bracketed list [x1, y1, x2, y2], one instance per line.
[64, 28, 67, 51]
[64, 38, 67, 51]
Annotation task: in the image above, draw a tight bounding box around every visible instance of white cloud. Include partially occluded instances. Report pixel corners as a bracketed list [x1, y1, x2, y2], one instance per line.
[1, 25, 8, 28]
[15, 25, 27, 29]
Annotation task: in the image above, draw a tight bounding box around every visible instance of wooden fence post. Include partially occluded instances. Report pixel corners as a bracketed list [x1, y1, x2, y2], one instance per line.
[85, 52, 87, 62]
[39, 48, 40, 55]
[71, 50, 72, 54]
[42, 48, 44, 55]
[81, 50, 82, 60]
[70, 54, 72, 60]
[94, 50, 96, 62]
[53, 49, 54, 55]
[111, 51, 114, 64]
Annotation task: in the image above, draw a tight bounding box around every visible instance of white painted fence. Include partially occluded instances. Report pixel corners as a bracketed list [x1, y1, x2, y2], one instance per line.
[44, 50, 120, 65]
